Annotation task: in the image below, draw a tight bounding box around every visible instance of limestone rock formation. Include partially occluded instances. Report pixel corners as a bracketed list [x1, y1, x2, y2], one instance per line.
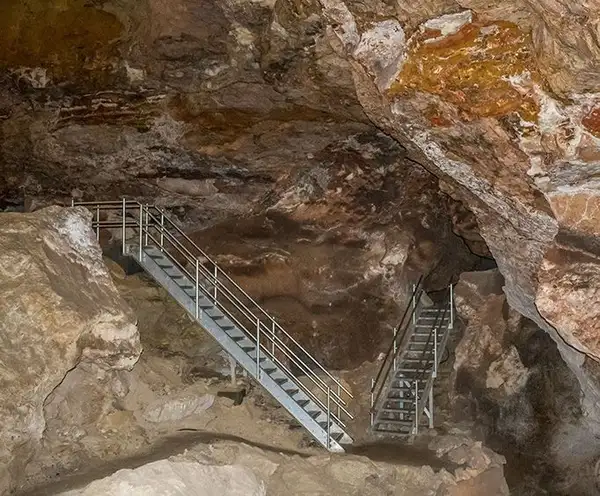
[1, 0, 600, 490]
[0, 206, 141, 494]
[452, 270, 592, 494]
[56, 437, 508, 496]
[60, 460, 266, 496]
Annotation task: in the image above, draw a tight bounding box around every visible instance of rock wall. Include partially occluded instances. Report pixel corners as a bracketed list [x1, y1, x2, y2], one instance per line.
[0, 206, 141, 494]
[451, 270, 594, 494]
[313, 2, 600, 426]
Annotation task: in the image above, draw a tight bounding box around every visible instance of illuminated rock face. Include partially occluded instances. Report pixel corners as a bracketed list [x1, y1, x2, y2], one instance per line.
[318, 5, 600, 422]
[0, 207, 141, 494]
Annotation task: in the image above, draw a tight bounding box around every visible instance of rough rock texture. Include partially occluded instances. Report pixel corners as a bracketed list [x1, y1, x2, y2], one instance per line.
[2, 0, 600, 489]
[53, 437, 508, 496]
[1, 0, 596, 402]
[451, 270, 599, 494]
[60, 460, 266, 496]
[318, 3, 600, 426]
[0, 206, 141, 494]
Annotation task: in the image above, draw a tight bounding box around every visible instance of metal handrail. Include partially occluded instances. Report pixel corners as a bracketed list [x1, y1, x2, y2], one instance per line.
[137, 207, 352, 416]
[145, 204, 353, 399]
[74, 199, 353, 429]
[370, 278, 425, 416]
[412, 298, 450, 431]
[90, 206, 351, 415]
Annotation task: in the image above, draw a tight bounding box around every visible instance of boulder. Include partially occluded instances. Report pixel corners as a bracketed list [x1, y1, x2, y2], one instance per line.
[0, 206, 141, 494]
[59, 459, 266, 496]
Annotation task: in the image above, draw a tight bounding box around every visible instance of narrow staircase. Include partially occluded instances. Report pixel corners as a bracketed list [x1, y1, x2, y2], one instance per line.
[370, 279, 454, 436]
[75, 200, 353, 452]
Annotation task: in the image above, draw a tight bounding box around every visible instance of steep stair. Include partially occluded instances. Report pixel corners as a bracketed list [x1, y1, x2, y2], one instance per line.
[75, 199, 353, 452]
[370, 280, 454, 436]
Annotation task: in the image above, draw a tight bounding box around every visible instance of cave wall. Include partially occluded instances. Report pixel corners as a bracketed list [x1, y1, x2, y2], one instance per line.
[0, 207, 141, 493]
[0, 0, 599, 429]
[451, 270, 594, 494]
[314, 2, 600, 426]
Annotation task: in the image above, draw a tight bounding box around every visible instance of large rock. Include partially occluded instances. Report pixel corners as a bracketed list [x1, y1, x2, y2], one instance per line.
[451, 270, 592, 494]
[1, 0, 600, 470]
[54, 438, 508, 496]
[59, 460, 266, 496]
[0, 206, 141, 494]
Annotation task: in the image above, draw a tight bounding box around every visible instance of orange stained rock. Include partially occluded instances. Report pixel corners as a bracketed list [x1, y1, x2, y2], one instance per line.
[582, 106, 600, 138]
[390, 19, 540, 123]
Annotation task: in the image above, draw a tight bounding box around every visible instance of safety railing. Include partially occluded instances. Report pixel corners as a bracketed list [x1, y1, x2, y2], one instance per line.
[369, 276, 425, 424]
[73, 199, 353, 447]
[410, 292, 450, 434]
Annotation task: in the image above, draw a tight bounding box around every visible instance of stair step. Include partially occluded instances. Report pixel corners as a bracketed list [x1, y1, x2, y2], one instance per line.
[331, 432, 345, 442]
[374, 426, 412, 434]
[307, 410, 321, 420]
[315, 428, 344, 442]
[375, 418, 413, 426]
[380, 407, 414, 414]
[297, 399, 310, 408]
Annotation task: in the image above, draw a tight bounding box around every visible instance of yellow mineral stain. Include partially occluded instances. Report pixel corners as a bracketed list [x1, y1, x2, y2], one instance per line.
[0, 0, 123, 86]
[390, 19, 539, 122]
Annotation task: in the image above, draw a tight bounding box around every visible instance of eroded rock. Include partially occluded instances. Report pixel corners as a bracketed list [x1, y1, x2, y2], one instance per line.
[59, 460, 266, 496]
[0, 206, 141, 494]
[53, 437, 509, 496]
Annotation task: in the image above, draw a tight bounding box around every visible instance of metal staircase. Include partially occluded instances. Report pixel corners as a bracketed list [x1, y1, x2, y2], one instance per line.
[74, 200, 353, 452]
[370, 278, 453, 436]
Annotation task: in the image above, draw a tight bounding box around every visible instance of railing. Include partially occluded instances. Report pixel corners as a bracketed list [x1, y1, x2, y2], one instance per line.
[410, 292, 450, 433]
[73, 199, 353, 447]
[369, 277, 454, 433]
[369, 276, 425, 424]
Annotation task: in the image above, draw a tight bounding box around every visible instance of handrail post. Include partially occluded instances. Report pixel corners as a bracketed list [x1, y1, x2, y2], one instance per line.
[256, 319, 261, 379]
[95, 205, 100, 241]
[144, 204, 149, 246]
[121, 198, 126, 255]
[337, 384, 341, 419]
[433, 327, 438, 379]
[138, 203, 143, 260]
[449, 284, 454, 329]
[370, 378, 374, 426]
[327, 387, 331, 450]
[159, 210, 164, 252]
[271, 320, 275, 355]
[214, 265, 218, 302]
[195, 259, 199, 319]
[412, 284, 417, 325]
[392, 326, 398, 371]
[413, 380, 419, 435]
